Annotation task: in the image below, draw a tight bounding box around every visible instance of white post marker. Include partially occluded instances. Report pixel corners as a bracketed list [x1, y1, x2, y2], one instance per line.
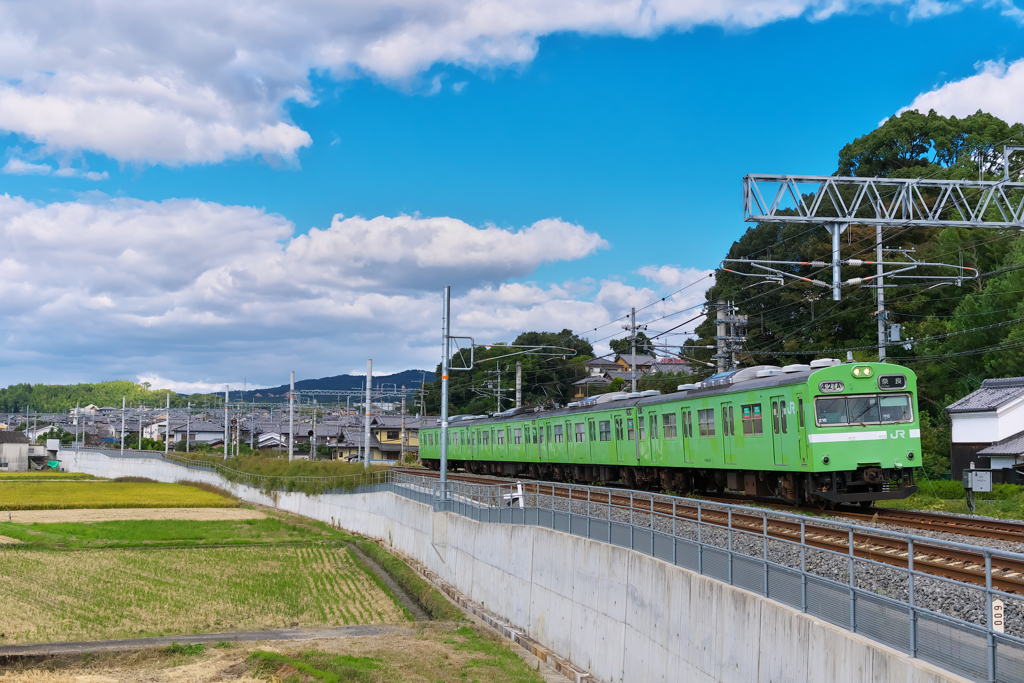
[993, 599, 1005, 633]
[363, 359, 372, 468]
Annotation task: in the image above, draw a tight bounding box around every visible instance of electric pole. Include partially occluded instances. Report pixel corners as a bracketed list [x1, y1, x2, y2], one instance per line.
[440, 286, 450, 495]
[223, 385, 229, 460]
[165, 392, 170, 455]
[515, 360, 522, 408]
[120, 397, 125, 456]
[289, 371, 294, 462]
[400, 388, 406, 464]
[363, 359, 372, 468]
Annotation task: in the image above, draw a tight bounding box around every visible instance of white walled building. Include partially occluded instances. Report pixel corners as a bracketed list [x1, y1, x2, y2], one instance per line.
[946, 377, 1024, 483]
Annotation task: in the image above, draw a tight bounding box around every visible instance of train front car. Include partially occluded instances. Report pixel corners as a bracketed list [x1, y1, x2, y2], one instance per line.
[803, 361, 920, 506]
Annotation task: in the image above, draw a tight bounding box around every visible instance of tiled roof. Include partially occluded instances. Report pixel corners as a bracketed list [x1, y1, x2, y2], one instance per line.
[947, 377, 1024, 413]
[0, 431, 30, 444]
[979, 430, 1024, 456]
[615, 354, 655, 366]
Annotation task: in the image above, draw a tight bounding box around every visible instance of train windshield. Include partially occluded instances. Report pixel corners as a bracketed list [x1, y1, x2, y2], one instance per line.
[815, 393, 912, 426]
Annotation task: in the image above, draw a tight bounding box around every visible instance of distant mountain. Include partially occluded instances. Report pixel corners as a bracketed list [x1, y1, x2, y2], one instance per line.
[232, 369, 434, 401]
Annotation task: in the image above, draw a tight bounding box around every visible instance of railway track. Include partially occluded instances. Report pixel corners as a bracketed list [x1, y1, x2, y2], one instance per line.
[393, 468, 1024, 594]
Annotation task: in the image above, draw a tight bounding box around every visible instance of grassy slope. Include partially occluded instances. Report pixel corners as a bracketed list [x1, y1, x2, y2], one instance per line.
[877, 481, 1024, 520]
[355, 540, 463, 621]
[0, 472, 96, 480]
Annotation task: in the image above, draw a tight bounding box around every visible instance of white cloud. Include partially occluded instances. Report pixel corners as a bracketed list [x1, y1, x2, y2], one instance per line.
[0, 194, 616, 384]
[53, 167, 109, 180]
[135, 375, 269, 395]
[453, 81, 468, 93]
[2, 158, 52, 175]
[0, 0, 933, 166]
[896, 59, 1024, 124]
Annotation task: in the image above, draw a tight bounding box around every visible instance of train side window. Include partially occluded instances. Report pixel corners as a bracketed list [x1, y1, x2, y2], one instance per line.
[547, 425, 552, 442]
[575, 423, 586, 442]
[726, 406, 735, 436]
[482, 431, 489, 445]
[662, 413, 677, 438]
[553, 424, 563, 443]
[538, 426, 544, 444]
[781, 407, 788, 434]
[798, 398, 804, 428]
[513, 428, 522, 445]
[615, 417, 624, 440]
[599, 420, 611, 441]
[741, 404, 762, 435]
[649, 414, 658, 439]
[638, 416, 645, 440]
[627, 418, 635, 440]
[697, 409, 715, 438]
[772, 402, 780, 434]
[533, 427, 538, 444]
[588, 421, 596, 441]
[497, 429, 505, 445]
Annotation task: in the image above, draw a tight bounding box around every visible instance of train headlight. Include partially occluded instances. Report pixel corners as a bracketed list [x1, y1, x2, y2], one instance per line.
[907, 451, 915, 460]
[852, 366, 873, 377]
[822, 456, 830, 464]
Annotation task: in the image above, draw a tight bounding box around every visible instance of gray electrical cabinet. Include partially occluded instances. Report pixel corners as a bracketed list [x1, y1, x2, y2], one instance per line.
[963, 469, 993, 493]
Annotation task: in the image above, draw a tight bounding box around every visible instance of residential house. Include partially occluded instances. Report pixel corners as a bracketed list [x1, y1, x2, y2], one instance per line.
[0, 431, 30, 471]
[946, 377, 1024, 483]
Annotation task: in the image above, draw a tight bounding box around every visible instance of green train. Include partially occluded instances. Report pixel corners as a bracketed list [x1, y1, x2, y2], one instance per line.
[420, 359, 921, 506]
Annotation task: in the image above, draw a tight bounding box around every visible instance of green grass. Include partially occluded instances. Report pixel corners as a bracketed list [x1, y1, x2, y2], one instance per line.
[0, 471, 97, 480]
[164, 642, 206, 656]
[248, 650, 384, 683]
[245, 627, 546, 683]
[877, 482, 1024, 520]
[355, 540, 464, 621]
[0, 480, 236, 510]
[0, 516, 351, 549]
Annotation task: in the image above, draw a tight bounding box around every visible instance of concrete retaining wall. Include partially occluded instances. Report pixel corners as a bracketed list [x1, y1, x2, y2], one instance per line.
[63, 450, 968, 683]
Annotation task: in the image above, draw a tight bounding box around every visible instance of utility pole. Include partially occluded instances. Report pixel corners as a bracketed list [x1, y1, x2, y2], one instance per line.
[363, 359, 372, 468]
[223, 385, 229, 460]
[165, 392, 170, 455]
[515, 360, 522, 408]
[311, 399, 318, 459]
[440, 286, 450, 495]
[75, 401, 79, 448]
[716, 301, 726, 374]
[877, 224, 886, 362]
[138, 410, 142, 451]
[288, 371, 294, 462]
[186, 402, 191, 453]
[250, 399, 255, 450]
[400, 388, 407, 464]
[120, 397, 125, 456]
[630, 307, 637, 392]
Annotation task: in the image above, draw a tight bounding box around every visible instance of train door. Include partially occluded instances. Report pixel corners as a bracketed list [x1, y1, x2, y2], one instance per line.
[587, 419, 597, 461]
[538, 421, 548, 461]
[721, 402, 736, 464]
[770, 395, 788, 465]
[637, 409, 651, 465]
[795, 394, 808, 467]
[614, 415, 624, 462]
[681, 409, 694, 464]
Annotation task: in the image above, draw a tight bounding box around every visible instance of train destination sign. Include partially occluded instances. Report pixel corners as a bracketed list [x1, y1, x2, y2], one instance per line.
[819, 381, 845, 393]
[878, 374, 907, 391]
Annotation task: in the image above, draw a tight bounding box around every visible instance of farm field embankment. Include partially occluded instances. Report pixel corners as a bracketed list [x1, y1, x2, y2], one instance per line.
[0, 625, 548, 683]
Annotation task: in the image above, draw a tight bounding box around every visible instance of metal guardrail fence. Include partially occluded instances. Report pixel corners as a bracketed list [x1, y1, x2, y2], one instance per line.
[64, 448, 1024, 682]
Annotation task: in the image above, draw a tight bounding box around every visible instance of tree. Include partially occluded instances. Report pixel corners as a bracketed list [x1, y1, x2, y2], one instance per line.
[609, 332, 653, 357]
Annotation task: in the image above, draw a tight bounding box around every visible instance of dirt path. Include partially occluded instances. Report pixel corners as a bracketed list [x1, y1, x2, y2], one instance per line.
[0, 625, 413, 657]
[5, 508, 266, 524]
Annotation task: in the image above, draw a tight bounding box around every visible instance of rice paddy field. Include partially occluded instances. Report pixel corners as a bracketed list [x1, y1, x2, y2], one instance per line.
[1, 543, 409, 643]
[0, 481, 236, 510]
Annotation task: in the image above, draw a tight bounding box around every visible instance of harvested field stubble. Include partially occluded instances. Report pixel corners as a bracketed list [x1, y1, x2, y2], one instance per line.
[0, 545, 407, 643]
[0, 482, 235, 510]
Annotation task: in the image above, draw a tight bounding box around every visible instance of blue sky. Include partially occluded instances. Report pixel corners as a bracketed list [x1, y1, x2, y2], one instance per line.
[1, 1, 1022, 391]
